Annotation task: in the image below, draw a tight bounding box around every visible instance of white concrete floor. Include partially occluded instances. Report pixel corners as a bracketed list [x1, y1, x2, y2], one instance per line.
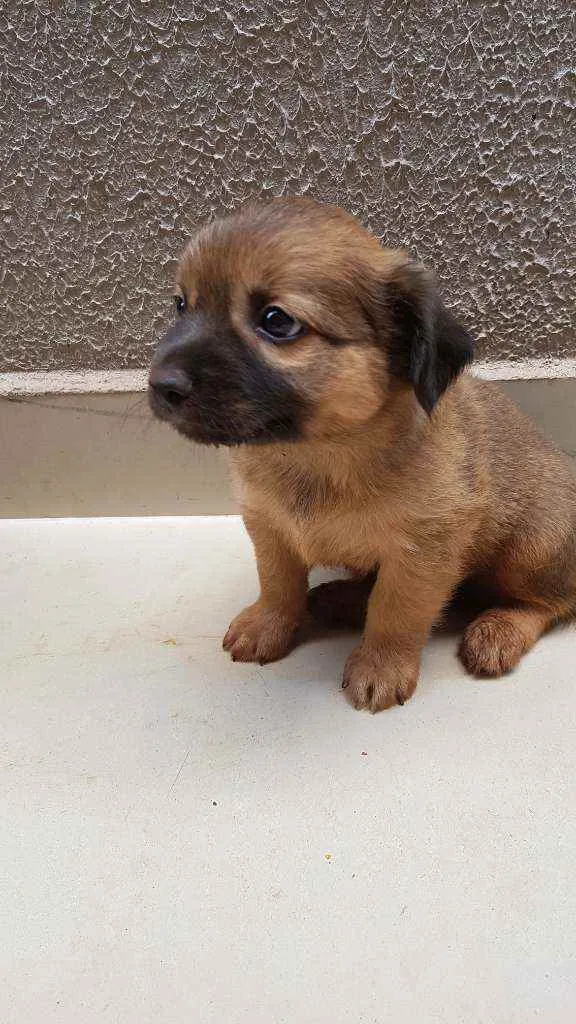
[1, 516, 575, 1023]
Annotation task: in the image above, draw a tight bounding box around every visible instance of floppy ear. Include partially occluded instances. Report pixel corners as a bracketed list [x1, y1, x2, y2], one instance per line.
[385, 261, 474, 414]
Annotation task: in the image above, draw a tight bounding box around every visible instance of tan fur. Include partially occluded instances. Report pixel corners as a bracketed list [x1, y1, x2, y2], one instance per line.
[174, 199, 576, 711]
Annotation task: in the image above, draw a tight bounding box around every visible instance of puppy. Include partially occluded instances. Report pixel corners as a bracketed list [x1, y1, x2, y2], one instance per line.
[149, 198, 576, 711]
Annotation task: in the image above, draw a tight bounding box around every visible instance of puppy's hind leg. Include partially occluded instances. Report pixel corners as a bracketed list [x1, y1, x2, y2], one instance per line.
[460, 515, 576, 677]
[307, 573, 376, 630]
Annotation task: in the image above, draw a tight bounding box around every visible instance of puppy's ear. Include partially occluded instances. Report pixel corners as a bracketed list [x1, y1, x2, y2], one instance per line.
[385, 261, 474, 414]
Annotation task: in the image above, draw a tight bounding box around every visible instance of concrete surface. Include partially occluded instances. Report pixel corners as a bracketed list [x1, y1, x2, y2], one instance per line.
[1, 378, 575, 517]
[1, 516, 575, 1023]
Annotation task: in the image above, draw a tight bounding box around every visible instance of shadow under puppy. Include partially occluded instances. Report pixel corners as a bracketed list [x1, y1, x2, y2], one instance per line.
[149, 199, 576, 712]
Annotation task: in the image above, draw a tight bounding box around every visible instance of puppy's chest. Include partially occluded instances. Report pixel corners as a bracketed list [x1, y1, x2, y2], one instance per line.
[240, 463, 394, 570]
[288, 508, 382, 570]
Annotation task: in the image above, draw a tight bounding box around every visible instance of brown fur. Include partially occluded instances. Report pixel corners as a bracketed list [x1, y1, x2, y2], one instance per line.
[151, 198, 576, 712]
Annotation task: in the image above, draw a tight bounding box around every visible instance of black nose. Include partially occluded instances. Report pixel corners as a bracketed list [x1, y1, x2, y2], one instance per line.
[149, 369, 192, 409]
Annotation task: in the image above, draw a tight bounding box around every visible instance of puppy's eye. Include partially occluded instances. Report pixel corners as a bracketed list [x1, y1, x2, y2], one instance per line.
[174, 294, 186, 315]
[258, 305, 304, 342]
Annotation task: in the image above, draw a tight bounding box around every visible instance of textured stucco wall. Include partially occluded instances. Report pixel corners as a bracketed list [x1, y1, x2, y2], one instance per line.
[0, 1, 574, 373]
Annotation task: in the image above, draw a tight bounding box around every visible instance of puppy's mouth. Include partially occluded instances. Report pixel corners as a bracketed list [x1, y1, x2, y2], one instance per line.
[148, 387, 299, 447]
[175, 414, 299, 447]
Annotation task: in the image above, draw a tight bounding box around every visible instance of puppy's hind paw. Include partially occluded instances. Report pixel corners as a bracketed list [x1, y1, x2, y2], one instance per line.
[459, 610, 531, 677]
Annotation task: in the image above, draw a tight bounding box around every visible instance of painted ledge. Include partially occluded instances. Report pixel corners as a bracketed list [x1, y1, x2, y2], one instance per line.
[1, 358, 576, 396]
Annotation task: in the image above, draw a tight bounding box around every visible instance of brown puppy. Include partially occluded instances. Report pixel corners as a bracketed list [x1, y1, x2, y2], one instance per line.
[149, 199, 576, 711]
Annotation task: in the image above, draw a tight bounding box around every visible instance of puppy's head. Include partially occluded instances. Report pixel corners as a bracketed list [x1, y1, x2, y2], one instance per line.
[149, 199, 473, 445]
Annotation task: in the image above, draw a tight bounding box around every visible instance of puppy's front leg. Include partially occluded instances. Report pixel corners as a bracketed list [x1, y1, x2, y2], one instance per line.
[343, 556, 458, 712]
[224, 513, 308, 665]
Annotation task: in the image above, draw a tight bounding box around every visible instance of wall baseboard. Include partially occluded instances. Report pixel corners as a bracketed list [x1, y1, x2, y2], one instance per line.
[1, 379, 575, 517]
[1, 357, 576, 396]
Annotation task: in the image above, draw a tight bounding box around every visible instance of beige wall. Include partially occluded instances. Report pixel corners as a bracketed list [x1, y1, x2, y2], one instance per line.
[1, 2, 573, 374]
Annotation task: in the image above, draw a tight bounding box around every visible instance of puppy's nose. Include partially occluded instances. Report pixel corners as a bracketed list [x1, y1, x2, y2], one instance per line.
[149, 369, 192, 409]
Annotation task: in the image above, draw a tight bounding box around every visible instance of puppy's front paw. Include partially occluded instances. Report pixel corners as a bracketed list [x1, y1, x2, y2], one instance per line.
[342, 642, 419, 712]
[223, 602, 298, 665]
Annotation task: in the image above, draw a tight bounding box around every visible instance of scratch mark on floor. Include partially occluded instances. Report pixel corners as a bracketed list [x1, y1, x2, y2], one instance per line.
[168, 748, 192, 794]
